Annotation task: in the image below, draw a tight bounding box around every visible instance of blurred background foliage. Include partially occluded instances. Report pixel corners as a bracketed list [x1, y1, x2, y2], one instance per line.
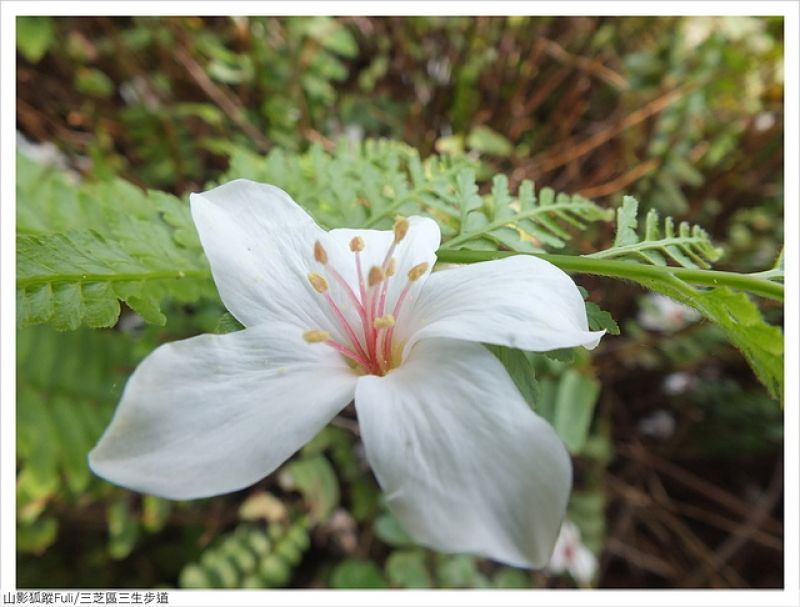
[16, 16, 783, 589]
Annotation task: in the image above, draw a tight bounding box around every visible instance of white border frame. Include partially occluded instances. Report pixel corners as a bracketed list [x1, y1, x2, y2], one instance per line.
[2, 2, 798, 606]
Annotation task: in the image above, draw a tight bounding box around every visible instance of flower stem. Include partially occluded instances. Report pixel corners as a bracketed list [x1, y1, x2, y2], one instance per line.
[434, 249, 784, 302]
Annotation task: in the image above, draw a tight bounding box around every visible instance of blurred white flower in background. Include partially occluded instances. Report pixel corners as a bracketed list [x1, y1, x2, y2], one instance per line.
[546, 520, 597, 585]
[663, 371, 695, 396]
[17, 131, 70, 171]
[638, 293, 702, 333]
[638, 409, 677, 441]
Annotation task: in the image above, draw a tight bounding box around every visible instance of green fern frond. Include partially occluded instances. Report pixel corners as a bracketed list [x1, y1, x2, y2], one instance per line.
[221, 139, 476, 229]
[588, 196, 722, 268]
[221, 140, 611, 252]
[179, 522, 311, 589]
[16, 154, 214, 330]
[17, 326, 139, 553]
[439, 172, 613, 252]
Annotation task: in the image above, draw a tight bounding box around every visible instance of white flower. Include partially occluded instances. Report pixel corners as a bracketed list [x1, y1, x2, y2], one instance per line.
[662, 372, 694, 396]
[637, 409, 677, 440]
[89, 179, 604, 568]
[638, 293, 702, 333]
[547, 520, 598, 584]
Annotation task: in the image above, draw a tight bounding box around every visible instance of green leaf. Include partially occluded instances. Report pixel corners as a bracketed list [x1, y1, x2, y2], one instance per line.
[542, 348, 576, 364]
[180, 564, 212, 589]
[374, 511, 415, 547]
[493, 568, 530, 588]
[180, 523, 309, 589]
[585, 301, 620, 335]
[278, 455, 339, 523]
[220, 139, 476, 230]
[569, 491, 606, 554]
[107, 497, 140, 560]
[591, 196, 722, 268]
[214, 312, 245, 334]
[217, 139, 610, 254]
[436, 554, 490, 588]
[304, 17, 358, 58]
[16, 154, 213, 330]
[613, 196, 640, 247]
[553, 370, 601, 454]
[641, 277, 784, 403]
[17, 517, 58, 554]
[141, 496, 171, 533]
[16, 17, 54, 63]
[440, 176, 612, 252]
[74, 67, 115, 98]
[386, 550, 432, 588]
[331, 559, 388, 589]
[16, 324, 136, 530]
[238, 492, 287, 523]
[466, 125, 514, 157]
[486, 345, 539, 409]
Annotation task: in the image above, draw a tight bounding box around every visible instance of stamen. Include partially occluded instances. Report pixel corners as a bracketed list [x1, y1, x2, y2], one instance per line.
[382, 262, 429, 367]
[303, 231, 425, 376]
[407, 262, 429, 282]
[326, 265, 367, 318]
[325, 338, 374, 372]
[349, 236, 365, 252]
[303, 329, 330, 343]
[313, 241, 328, 264]
[368, 266, 385, 287]
[308, 272, 329, 293]
[323, 292, 370, 360]
[393, 216, 409, 243]
[373, 314, 395, 329]
[310, 269, 369, 361]
[353, 244, 367, 306]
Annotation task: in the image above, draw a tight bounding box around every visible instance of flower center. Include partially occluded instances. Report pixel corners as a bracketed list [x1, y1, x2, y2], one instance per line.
[302, 217, 428, 376]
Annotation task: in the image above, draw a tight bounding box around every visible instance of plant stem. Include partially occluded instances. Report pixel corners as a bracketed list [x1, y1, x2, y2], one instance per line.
[17, 269, 211, 288]
[435, 249, 784, 302]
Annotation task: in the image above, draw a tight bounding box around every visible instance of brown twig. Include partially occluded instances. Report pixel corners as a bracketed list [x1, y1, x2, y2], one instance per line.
[684, 457, 783, 587]
[172, 46, 270, 153]
[604, 537, 678, 579]
[540, 37, 629, 91]
[618, 443, 783, 536]
[668, 497, 783, 552]
[529, 84, 693, 174]
[577, 157, 661, 199]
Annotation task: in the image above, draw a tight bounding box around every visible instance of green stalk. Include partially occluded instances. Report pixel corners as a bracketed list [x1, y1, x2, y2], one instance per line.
[435, 249, 784, 302]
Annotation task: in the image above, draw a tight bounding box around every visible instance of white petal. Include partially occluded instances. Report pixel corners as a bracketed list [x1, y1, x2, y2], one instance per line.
[190, 180, 345, 331]
[89, 323, 356, 499]
[327, 216, 440, 321]
[401, 255, 605, 354]
[354, 338, 571, 567]
[546, 520, 580, 574]
[571, 545, 598, 583]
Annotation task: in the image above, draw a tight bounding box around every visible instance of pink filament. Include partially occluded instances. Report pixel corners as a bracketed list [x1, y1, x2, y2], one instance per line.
[312, 238, 422, 376]
[323, 292, 369, 361]
[326, 265, 367, 321]
[382, 281, 413, 369]
[325, 339, 374, 372]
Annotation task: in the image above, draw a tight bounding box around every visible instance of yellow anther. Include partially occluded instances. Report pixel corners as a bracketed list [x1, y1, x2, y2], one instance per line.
[386, 257, 397, 277]
[373, 314, 396, 329]
[407, 262, 429, 282]
[313, 241, 328, 264]
[368, 266, 385, 287]
[349, 236, 365, 252]
[393, 216, 410, 243]
[303, 329, 330, 343]
[307, 272, 329, 293]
